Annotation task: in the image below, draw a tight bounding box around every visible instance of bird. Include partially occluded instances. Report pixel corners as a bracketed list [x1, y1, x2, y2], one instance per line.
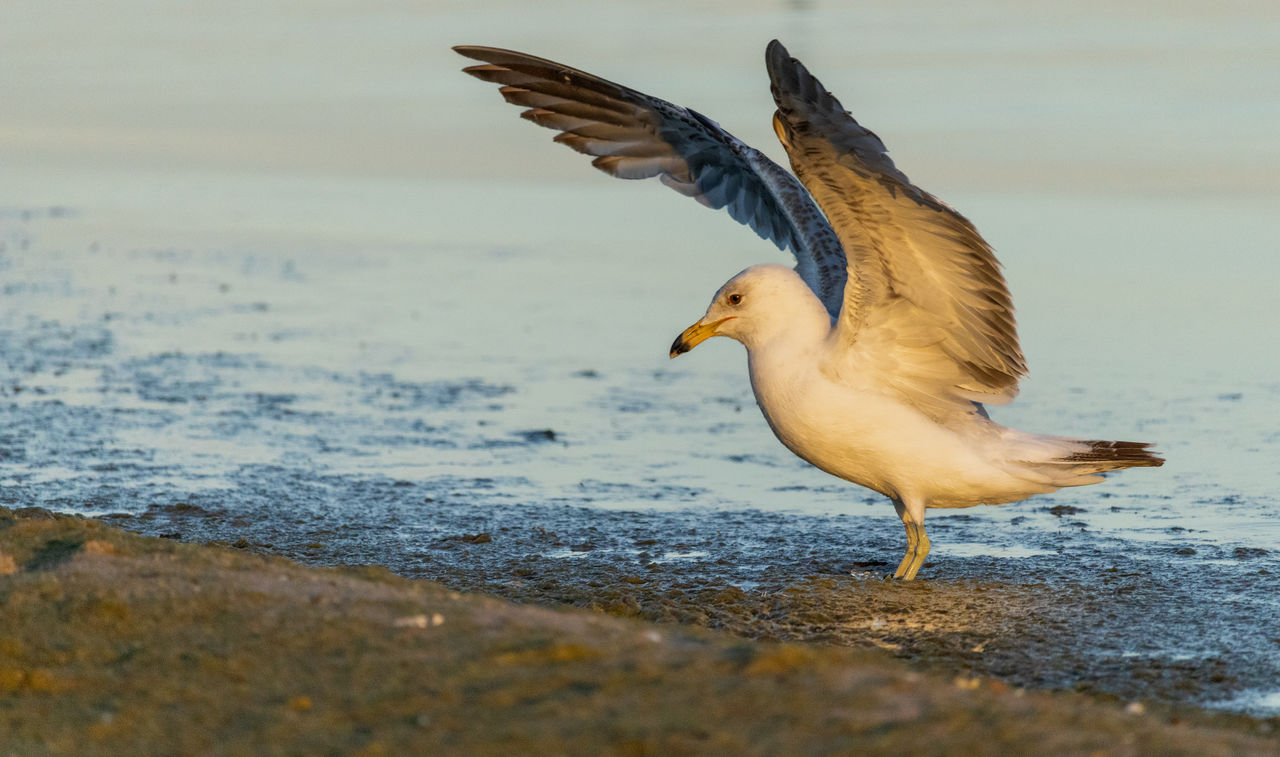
[454, 40, 1163, 579]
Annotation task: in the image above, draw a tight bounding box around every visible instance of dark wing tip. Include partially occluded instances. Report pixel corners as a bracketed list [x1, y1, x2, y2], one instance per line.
[453, 45, 563, 70]
[453, 45, 489, 61]
[454, 46, 508, 75]
[764, 39, 809, 104]
[764, 39, 791, 76]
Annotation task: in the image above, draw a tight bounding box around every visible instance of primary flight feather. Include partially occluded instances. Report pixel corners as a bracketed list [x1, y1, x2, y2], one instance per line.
[455, 40, 1163, 579]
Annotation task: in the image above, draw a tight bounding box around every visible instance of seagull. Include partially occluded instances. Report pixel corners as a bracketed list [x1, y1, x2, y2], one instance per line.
[454, 41, 1163, 579]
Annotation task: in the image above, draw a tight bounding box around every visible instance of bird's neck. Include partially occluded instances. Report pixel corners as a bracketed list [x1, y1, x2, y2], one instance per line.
[743, 295, 831, 377]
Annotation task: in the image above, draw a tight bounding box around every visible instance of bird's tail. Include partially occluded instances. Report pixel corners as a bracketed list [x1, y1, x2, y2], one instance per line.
[1004, 433, 1164, 488]
[1053, 439, 1165, 473]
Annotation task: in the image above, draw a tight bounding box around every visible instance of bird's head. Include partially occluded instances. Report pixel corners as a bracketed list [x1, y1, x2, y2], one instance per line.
[669, 264, 818, 357]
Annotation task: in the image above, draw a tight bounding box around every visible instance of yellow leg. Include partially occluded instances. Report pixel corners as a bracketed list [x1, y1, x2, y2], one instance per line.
[892, 519, 918, 579]
[899, 521, 931, 581]
[889, 497, 931, 581]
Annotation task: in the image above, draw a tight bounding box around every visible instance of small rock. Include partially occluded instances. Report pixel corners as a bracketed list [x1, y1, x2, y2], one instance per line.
[521, 429, 557, 442]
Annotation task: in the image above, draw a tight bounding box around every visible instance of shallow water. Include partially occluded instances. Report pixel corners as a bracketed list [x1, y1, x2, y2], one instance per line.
[3, 0, 1279, 716]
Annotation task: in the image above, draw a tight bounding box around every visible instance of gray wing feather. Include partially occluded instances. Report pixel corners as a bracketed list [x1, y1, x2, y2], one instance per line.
[455, 45, 847, 318]
[765, 40, 1027, 413]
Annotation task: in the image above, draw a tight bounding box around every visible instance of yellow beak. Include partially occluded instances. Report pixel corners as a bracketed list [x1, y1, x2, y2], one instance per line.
[669, 317, 735, 358]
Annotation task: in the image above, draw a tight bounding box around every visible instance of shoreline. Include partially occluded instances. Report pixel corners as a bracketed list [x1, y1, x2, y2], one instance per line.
[2, 506, 1275, 755]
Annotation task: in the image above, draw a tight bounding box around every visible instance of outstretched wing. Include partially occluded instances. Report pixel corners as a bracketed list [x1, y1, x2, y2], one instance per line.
[454, 45, 847, 318]
[765, 40, 1027, 417]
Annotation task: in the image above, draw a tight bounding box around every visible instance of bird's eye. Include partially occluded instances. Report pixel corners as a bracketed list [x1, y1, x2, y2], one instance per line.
[727, 293, 743, 306]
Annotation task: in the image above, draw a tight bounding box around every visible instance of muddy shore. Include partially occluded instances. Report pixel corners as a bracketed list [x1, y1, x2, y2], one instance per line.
[106, 491, 1280, 714]
[1, 506, 1276, 755]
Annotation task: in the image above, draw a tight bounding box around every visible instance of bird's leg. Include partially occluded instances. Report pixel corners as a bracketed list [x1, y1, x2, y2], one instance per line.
[891, 518, 918, 579]
[900, 521, 931, 581]
[889, 498, 930, 581]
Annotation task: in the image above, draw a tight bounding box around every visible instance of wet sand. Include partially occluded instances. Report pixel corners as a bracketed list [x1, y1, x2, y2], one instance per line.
[2, 506, 1277, 755]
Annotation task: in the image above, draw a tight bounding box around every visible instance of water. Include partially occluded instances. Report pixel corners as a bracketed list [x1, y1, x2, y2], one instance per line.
[3, 0, 1279, 716]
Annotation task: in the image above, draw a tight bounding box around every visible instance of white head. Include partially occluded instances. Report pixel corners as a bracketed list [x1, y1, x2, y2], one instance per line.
[669, 264, 827, 357]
